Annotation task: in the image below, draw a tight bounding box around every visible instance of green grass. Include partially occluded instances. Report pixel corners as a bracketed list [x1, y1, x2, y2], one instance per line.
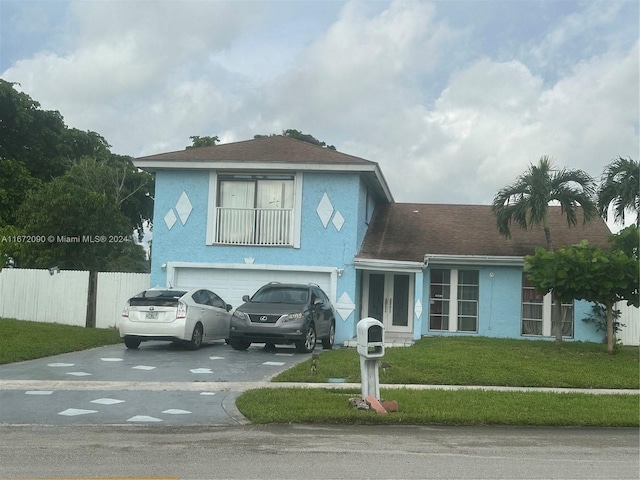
[0, 318, 121, 364]
[274, 336, 640, 389]
[236, 387, 639, 427]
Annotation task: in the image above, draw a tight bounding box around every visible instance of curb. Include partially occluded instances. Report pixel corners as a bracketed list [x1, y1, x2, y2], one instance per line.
[1, 380, 638, 395]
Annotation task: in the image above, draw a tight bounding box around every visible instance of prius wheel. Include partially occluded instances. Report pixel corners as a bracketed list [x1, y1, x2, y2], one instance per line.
[296, 323, 316, 353]
[187, 324, 203, 350]
[124, 337, 141, 349]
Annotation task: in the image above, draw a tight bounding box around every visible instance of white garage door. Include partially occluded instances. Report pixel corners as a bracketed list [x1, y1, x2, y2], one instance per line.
[172, 266, 333, 311]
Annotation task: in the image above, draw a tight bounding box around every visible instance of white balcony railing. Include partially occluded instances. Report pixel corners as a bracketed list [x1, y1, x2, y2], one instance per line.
[215, 207, 293, 246]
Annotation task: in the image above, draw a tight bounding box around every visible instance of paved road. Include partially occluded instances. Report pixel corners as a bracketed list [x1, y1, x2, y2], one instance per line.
[0, 341, 311, 426]
[0, 424, 638, 479]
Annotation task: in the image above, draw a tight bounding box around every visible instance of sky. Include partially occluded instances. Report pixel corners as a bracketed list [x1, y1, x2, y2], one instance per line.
[1, 0, 638, 222]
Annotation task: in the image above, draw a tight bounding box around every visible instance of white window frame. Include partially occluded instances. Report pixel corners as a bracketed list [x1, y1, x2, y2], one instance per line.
[206, 171, 303, 248]
[521, 275, 574, 338]
[429, 268, 479, 333]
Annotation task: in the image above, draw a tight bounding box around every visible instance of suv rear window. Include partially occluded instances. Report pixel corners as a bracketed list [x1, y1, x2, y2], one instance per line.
[252, 287, 308, 304]
[129, 290, 187, 307]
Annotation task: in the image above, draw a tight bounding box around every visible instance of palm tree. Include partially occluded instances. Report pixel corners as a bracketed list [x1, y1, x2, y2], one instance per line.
[492, 156, 598, 344]
[491, 156, 598, 251]
[597, 157, 639, 227]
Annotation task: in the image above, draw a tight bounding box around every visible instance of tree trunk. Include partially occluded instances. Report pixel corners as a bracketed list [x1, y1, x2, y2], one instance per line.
[552, 300, 563, 344]
[606, 302, 615, 355]
[543, 226, 553, 252]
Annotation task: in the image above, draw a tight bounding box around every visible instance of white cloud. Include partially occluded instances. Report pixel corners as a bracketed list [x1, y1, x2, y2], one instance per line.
[375, 42, 639, 205]
[1, 0, 637, 211]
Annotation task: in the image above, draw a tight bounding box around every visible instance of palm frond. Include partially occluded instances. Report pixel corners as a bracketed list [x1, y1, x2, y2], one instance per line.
[597, 157, 640, 225]
[491, 156, 598, 246]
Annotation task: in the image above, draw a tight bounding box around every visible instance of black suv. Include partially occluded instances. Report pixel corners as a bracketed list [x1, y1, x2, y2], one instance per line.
[229, 282, 336, 353]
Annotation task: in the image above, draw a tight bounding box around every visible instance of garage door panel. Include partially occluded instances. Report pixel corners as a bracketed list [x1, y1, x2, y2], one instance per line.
[173, 267, 332, 312]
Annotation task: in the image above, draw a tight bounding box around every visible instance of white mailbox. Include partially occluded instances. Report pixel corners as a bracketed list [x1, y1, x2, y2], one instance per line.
[357, 317, 385, 359]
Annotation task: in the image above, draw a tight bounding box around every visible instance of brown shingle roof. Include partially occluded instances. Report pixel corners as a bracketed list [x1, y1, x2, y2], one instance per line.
[357, 203, 612, 262]
[136, 135, 376, 166]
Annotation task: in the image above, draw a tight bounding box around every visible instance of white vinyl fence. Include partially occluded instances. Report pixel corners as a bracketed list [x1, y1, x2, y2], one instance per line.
[96, 272, 151, 328]
[618, 302, 640, 346]
[0, 269, 149, 329]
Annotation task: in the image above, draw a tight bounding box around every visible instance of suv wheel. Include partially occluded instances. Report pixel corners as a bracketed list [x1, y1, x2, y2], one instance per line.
[229, 339, 251, 351]
[322, 321, 335, 350]
[295, 323, 316, 353]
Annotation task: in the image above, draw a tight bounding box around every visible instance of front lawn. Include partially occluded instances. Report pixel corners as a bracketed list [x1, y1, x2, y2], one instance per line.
[0, 318, 121, 364]
[237, 336, 639, 426]
[273, 336, 639, 389]
[237, 387, 639, 426]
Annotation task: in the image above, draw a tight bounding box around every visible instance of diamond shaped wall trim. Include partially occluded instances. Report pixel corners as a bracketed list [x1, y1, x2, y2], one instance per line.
[335, 291, 355, 321]
[316, 193, 334, 228]
[332, 211, 345, 231]
[414, 300, 423, 319]
[164, 209, 177, 230]
[175, 191, 193, 225]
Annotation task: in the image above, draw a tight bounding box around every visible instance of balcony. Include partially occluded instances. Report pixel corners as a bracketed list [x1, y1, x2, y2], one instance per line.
[215, 207, 293, 246]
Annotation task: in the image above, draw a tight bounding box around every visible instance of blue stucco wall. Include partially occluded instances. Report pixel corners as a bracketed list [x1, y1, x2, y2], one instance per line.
[418, 266, 601, 342]
[151, 171, 363, 279]
[149, 169, 371, 342]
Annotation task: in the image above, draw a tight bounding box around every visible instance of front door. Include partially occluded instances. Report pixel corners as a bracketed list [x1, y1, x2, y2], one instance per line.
[363, 272, 413, 333]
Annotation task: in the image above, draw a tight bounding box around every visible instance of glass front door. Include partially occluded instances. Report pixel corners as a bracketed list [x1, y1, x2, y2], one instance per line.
[364, 272, 413, 333]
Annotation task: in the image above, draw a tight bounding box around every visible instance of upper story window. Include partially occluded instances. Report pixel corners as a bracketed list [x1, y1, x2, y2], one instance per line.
[211, 174, 297, 246]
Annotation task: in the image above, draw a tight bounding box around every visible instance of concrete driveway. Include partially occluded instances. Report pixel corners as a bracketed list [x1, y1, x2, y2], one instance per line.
[0, 341, 311, 426]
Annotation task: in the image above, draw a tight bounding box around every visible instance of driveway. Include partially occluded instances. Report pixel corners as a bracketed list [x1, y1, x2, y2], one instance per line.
[0, 341, 310, 426]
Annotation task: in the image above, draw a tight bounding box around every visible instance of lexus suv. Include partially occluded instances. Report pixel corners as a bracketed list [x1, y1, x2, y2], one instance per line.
[228, 282, 336, 353]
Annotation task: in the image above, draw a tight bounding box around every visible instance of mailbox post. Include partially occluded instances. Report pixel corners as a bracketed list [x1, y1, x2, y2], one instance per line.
[356, 317, 385, 400]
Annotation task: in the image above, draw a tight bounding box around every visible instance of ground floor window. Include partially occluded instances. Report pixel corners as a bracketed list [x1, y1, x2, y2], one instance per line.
[521, 274, 573, 337]
[429, 269, 478, 333]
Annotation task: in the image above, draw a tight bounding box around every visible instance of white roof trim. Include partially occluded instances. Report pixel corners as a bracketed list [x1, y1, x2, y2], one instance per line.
[135, 160, 394, 203]
[133, 160, 378, 172]
[373, 165, 394, 203]
[354, 258, 424, 272]
[167, 261, 338, 273]
[424, 254, 525, 267]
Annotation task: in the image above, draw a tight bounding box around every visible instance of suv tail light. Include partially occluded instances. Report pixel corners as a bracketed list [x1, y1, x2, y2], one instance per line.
[122, 301, 130, 318]
[177, 301, 187, 319]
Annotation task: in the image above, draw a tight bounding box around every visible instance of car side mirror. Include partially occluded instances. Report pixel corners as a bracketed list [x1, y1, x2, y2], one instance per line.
[226, 304, 233, 312]
[242, 295, 250, 302]
[314, 298, 322, 305]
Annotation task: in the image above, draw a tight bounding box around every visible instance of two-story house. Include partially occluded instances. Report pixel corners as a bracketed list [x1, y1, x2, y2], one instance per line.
[134, 135, 611, 345]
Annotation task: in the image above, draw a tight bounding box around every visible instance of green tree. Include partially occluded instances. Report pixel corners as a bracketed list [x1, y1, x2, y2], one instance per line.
[187, 135, 220, 148]
[0, 158, 41, 226]
[0, 80, 68, 180]
[17, 178, 147, 272]
[597, 157, 639, 227]
[64, 155, 154, 240]
[254, 129, 336, 150]
[524, 237, 639, 354]
[0, 224, 26, 269]
[492, 156, 599, 343]
[0, 81, 153, 272]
